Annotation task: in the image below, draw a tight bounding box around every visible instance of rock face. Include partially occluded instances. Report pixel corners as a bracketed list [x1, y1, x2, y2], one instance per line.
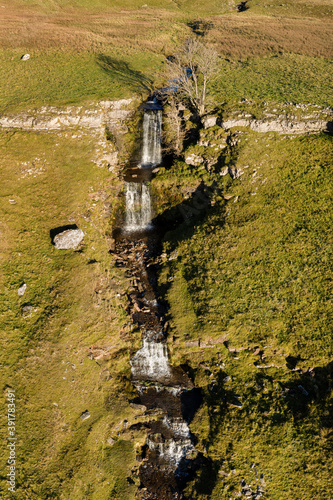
[18, 283, 27, 296]
[0, 99, 134, 133]
[221, 118, 333, 134]
[185, 152, 204, 166]
[0, 99, 135, 171]
[53, 229, 84, 249]
[202, 115, 217, 129]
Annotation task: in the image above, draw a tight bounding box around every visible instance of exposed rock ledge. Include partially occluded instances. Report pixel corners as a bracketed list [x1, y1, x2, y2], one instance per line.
[0, 99, 137, 170]
[0, 98, 135, 133]
[221, 117, 333, 134]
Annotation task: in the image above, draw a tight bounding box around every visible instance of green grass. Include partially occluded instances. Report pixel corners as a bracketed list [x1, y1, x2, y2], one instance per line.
[212, 54, 333, 106]
[0, 49, 161, 113]
[160, 132, 333, 361]
[155, 129, 333, 499]
[0, 129, 144, 499]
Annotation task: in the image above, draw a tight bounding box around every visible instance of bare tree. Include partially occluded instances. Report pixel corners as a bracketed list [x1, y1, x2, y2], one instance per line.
[164, 37, 220, 117]
[162, 95, 186, 156]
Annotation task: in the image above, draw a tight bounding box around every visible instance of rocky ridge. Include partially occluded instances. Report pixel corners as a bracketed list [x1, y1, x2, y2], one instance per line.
[218, 102, 333, 134]
[0, 98, 136, 170]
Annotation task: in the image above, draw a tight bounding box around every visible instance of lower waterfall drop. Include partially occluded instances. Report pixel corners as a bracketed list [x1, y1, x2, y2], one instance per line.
[125, 181, 153, 232]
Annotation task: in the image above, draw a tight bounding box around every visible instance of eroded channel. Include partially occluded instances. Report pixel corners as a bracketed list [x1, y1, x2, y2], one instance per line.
[112, 98, 201, 499]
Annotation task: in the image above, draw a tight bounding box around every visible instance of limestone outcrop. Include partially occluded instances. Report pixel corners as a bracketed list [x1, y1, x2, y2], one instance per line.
[0, 98, 135, 133]
[53, 229, 84, 249]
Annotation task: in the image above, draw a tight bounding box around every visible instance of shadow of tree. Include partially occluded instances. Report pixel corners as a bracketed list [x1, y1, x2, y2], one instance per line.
[96, 54, 153, 93]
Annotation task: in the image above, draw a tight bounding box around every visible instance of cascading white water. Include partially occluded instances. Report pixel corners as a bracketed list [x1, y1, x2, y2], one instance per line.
[124, 182, 153, 232]
[124, 106, 162, 232]
[147, 438, 194, 466]
[141, 109, 162, 167]
[131, 338, 171, 381]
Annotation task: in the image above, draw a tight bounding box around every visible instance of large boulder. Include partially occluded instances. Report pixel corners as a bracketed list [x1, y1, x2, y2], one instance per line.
[185, 153, 204, 166]
[202, 115, 217, 129]
[53, 229, 84, 249]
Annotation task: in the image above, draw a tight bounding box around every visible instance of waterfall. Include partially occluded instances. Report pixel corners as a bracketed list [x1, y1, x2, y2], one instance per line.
[125, 182, 153, 232]
[131, 338, 171, 382]
[141, 109, 162, 168]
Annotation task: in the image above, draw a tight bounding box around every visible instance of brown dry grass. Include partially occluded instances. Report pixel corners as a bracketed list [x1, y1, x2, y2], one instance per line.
[208, 15, 333, 59]
[0, 1, 332, 59]
[0, 4, 182, 55]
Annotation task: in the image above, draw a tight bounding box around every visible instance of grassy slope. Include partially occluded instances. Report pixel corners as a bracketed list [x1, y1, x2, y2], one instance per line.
[0, 0, 332, 111]
[0, 130, 145, 499]
[155, 131, 333, 499]
[0, 0, 332, 498]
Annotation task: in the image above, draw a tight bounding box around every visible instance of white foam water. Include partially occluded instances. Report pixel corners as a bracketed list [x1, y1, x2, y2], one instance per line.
[141, 109, 162, 168]
[124, 181, 153, 232]
[130, 338, 171, 381]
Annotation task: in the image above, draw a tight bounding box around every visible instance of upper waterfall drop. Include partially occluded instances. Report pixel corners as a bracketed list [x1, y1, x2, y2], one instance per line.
[123, 98, 162, 232]
[141, 99, 162, 168]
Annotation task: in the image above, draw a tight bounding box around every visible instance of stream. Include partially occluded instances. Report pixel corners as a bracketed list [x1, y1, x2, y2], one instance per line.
[113, 98, 201, 499]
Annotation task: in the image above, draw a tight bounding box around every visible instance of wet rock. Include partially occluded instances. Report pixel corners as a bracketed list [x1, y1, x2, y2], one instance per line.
[298, 384, 309, 396]
[18, 283, 27, 296]
[53, 229, 84, 249]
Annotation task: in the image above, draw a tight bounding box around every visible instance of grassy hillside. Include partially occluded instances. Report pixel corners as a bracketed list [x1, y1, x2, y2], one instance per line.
[0, 0, 332, 498]
[154, 130, 333, 499]
[0, 129, 145, 499]
[0, 0, 332, 111]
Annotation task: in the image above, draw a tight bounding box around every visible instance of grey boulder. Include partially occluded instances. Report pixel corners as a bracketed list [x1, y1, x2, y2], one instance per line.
[54, 229, 84, 249]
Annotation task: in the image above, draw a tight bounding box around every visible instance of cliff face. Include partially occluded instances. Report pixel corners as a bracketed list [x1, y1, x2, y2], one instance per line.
[0, 98, 135, 131]
[0, 98, 137, 170]
[214, 102, 333, 135]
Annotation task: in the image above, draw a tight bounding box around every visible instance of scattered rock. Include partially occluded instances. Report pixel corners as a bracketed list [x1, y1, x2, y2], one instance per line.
[22, 305, 37, 318]
[228, 166, 243, 179]
[80, 410, 90, 421]
[130, 403, 147, 412]
[185, 153, 204, 166]
[53, 229, 84, 249]
[21, 54, 30, 61]
[107, 437, 115, 446]
[202, 115, 217, 129]
[219, 167, 229, 176]
[184, 340, 200, 347]
[18, 283, 27, 296]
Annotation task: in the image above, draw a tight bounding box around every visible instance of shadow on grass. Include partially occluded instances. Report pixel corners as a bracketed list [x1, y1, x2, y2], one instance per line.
[187, 19, 213, 37]
[96, 54, 153, 93]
